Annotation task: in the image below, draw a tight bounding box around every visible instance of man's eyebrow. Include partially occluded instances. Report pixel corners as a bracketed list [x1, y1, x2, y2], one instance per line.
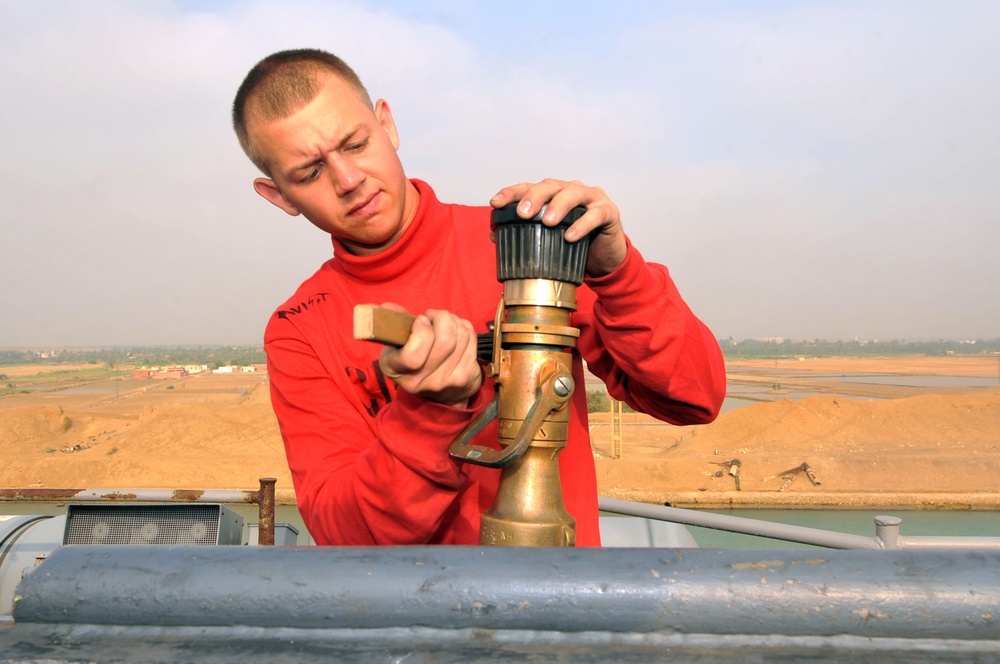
[286, 124, 367, 175]
[287, 156, 321, 176]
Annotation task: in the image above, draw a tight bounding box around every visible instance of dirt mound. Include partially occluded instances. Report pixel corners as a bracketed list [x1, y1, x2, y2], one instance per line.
[0, 405, 73, 444]
[1, 400, 290, 491]
[2, 361, 998, 509]
[593, 392, 1000, 506]
[689, 392, 998, 451]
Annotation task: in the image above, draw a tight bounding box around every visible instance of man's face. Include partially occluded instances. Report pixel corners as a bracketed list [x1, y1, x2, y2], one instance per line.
[249, 73, 416, 255]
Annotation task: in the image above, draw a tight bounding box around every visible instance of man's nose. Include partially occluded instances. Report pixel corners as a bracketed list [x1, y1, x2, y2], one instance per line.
[329, 158, 365, 196]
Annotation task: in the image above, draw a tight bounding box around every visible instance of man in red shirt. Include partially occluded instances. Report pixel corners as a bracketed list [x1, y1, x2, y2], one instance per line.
[233, 49, 726, 546]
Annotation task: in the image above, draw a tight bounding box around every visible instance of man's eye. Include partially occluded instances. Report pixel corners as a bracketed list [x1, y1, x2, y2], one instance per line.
[300, 168, 320, 183]
[346, 139, 369, 153]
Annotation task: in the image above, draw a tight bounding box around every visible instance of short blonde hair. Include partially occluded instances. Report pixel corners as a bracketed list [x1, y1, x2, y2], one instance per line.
[232, 49, 373, 177]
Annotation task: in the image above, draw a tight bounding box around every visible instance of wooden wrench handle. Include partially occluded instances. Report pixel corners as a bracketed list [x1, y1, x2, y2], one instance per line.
[353, 305, 416, 347]
[355, 304, 496, 363]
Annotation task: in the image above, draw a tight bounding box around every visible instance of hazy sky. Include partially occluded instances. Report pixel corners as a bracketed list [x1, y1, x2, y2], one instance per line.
[2, 0, 997, 347]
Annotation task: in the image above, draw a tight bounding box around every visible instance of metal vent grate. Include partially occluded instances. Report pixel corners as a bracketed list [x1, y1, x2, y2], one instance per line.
[63, 504, 243, 546]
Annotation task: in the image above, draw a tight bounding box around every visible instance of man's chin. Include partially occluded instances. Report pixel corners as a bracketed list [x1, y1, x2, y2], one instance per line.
[338, 227, 406, 256]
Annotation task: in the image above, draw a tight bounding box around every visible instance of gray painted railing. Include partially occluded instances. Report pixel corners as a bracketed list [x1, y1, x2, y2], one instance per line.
[599, 497, 1000, 550]
[3, 544, 998, 662]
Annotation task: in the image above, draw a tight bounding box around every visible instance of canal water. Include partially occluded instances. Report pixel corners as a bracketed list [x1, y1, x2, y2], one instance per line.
[721, 372, 999, 413]
[2, 502, 995, 549]
[781, 374, 1000, 388]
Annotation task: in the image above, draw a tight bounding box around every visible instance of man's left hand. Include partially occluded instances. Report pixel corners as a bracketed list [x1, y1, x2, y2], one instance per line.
[490, 179, 627, 278]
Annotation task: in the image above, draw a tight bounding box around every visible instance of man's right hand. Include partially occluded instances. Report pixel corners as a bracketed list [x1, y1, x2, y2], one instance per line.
[378, 303, 483, 408]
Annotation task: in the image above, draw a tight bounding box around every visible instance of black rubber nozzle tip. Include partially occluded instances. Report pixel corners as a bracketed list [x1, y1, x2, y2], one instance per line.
[490, 204, 590, 285]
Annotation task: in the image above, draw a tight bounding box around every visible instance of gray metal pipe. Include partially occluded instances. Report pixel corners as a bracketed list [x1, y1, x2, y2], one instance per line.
[600, 497, 879, 549]
[600, 497, 1000, 551]
[895, 536, 1000, 550]
[12, 545, 1000, 641]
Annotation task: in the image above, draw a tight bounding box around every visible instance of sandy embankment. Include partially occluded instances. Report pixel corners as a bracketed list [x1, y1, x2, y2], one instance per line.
[591, 391, 1000, 509]
[1, 357, 998, 509]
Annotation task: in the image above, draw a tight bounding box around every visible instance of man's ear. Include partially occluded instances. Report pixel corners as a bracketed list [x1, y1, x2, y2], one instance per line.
[253, 178, 301, 216]
[374, 99, 400, 151]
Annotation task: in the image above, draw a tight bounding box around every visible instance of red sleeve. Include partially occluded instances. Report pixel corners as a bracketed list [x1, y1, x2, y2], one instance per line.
[574, 239, 726, 425]
[265, 331, 489, 545]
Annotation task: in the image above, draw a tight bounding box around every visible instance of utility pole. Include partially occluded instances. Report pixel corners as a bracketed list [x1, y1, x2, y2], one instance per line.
[611, 396, 623, 459]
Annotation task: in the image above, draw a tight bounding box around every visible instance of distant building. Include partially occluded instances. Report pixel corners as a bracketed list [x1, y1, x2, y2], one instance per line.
[155, 367, 188, 379]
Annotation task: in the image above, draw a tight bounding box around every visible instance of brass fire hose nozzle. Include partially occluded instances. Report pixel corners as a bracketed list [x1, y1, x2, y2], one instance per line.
[354, 203, 592, 547]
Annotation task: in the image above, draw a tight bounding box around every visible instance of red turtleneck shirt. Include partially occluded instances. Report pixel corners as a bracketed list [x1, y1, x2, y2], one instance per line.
[264, 180, 725, 546]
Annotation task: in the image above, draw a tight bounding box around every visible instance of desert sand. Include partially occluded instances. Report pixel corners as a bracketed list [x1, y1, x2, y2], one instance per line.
[1, 356, 998, 509]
